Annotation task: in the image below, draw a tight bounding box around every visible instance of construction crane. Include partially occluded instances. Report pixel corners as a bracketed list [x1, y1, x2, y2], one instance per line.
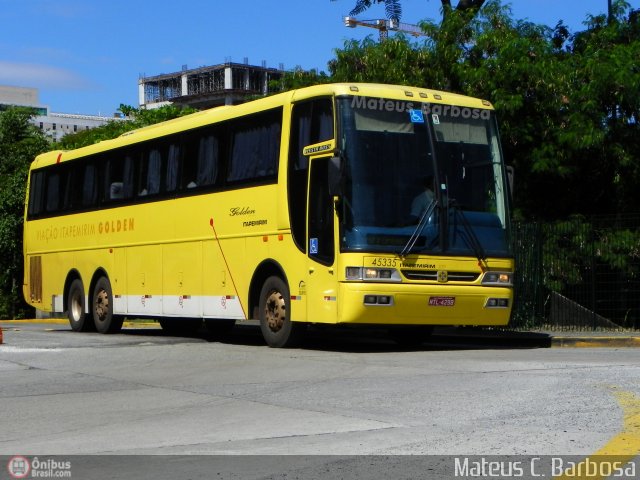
[344, 16, 427, 41]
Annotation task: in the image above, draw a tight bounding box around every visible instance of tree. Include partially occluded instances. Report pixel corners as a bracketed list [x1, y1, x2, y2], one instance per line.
[350, 0, 402, 21]
[330, 0, 640, 220]
[563, 2, 640, 215]
[0, 108, 48, 318]
[0, 103, 194, 318]
[55, 104, 196, 150]
[347, 0, 486, 21]
[270, 67, 331, 92]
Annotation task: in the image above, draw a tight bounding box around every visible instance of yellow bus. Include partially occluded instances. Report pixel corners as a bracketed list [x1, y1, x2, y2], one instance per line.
[23, 83, 513, 347]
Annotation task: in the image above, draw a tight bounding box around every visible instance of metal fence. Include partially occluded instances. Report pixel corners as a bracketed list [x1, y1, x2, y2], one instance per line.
[510, 214, 640, 331]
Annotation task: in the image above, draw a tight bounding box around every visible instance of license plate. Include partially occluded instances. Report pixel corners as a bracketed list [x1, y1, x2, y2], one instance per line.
[428, 296, 455, 307]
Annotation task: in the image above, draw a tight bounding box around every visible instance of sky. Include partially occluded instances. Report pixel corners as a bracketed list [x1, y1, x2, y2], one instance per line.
[1, 0, 637, 116]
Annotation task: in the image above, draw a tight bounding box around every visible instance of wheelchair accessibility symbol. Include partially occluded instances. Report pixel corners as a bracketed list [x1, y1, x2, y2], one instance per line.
[409, 109, 424, 123]
[310, 238, 318, 255]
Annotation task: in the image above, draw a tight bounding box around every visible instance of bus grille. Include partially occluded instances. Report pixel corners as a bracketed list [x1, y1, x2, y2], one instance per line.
[401, 270, 480, 282]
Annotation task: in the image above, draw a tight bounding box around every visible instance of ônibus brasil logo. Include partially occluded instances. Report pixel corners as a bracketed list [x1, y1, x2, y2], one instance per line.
[7, 456, 30, 479]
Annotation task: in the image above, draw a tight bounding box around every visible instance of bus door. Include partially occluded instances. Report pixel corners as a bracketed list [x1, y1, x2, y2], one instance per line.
[306, 156, 338, 323]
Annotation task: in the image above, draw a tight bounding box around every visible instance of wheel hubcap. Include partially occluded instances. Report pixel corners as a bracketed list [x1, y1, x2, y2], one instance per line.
[265, 290, 286, 332]
[95, 289, 109, 321]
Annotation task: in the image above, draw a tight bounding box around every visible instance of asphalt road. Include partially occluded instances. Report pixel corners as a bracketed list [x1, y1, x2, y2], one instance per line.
[0, 321, 639, 478]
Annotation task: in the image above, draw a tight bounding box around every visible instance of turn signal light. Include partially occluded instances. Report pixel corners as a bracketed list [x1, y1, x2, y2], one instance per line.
[481, 272, 513, 286]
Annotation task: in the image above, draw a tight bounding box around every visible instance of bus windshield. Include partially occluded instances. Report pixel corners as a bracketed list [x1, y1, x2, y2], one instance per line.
[337, 96, 511, 258]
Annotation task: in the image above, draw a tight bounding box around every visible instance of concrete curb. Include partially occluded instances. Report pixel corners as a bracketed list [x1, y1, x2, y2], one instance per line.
[431, 326, 640, 348]
[0, 318, 159, 328]
[551, 336, 640, 348]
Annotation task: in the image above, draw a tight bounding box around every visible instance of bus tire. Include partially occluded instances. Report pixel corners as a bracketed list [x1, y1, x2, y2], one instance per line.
[259, 276, 303, 348]
[67, 278, 93, 332]
[92, 276, 122, 334]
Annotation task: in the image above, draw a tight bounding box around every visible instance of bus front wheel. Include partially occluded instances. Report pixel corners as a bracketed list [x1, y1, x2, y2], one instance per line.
[92, 276, 122, 334]
[67, 278, 93, 332]
[259, 276, 303, 348]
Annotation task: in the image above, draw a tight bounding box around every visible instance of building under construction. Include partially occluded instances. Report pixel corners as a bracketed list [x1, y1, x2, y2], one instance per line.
[139, 61, 284, 110]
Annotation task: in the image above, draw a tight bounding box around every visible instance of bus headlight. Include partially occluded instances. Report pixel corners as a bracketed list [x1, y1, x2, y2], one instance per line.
[481, 272, 513, 286]
[346, 267, 401, 282]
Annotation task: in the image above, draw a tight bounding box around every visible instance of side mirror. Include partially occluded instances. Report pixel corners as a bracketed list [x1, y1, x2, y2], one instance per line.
[328, 156, 342, 197]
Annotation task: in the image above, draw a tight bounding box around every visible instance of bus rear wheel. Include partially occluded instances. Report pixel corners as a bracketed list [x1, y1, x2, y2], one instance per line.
[259, 276, 303, 348]
[92, 276, 122, 334]
[67, 278, 93, 332]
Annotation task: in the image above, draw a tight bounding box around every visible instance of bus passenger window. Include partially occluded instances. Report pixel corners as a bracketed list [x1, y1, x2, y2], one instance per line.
[122, 155, 135, 199]
[45, 173, 61, 213]
[227, 108, 281, 183]
[82, 164, 97, 207]
[28, 171, 45, 217]
[147, 150, 162, 195]
[165, 144, 181, 192]
[196, 135, 218, 187]
[60, 168, 74, 211]
[139, 149, 162, 196]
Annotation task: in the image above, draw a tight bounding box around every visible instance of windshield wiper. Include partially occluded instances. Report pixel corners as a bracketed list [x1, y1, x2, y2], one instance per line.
[400, 199, 437, 258]
[450, 201, 488, 271]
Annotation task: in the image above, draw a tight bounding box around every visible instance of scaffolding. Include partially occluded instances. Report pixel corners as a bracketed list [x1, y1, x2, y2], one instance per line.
[139, 61, 284, 110]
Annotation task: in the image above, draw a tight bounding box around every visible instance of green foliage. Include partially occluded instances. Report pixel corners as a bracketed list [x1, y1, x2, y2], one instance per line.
[0, 103, 193, 318]
[55, 104, 197, 150]
[542, 217, 594, 291]
[330, 35, 433, 86]
[0, 108, 48, 318]
[541, 216, 640, 327]
[330, 0, 640, 220]
[350, 0, 402, 21]
[272, 67, 332, 91]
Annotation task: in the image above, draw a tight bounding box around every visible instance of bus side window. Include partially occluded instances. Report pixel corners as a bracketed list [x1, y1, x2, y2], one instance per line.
[81, 163, 97, 207]
[196, 134, 219, 187]
[138, 148, 163, 197]
[60, 166, 73, 211]
[165, 143, 181, 192]
[28, 171, 45, 217]
[146, 149, 162, 195]
[105, 155, 124, 201]
[45, 172, 61, 213]
[227, 108, 281, 184]
[122, 154, 135, 199]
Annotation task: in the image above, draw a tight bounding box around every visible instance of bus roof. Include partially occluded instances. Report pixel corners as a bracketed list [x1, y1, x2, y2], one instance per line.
[30, 83, 494, 169]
